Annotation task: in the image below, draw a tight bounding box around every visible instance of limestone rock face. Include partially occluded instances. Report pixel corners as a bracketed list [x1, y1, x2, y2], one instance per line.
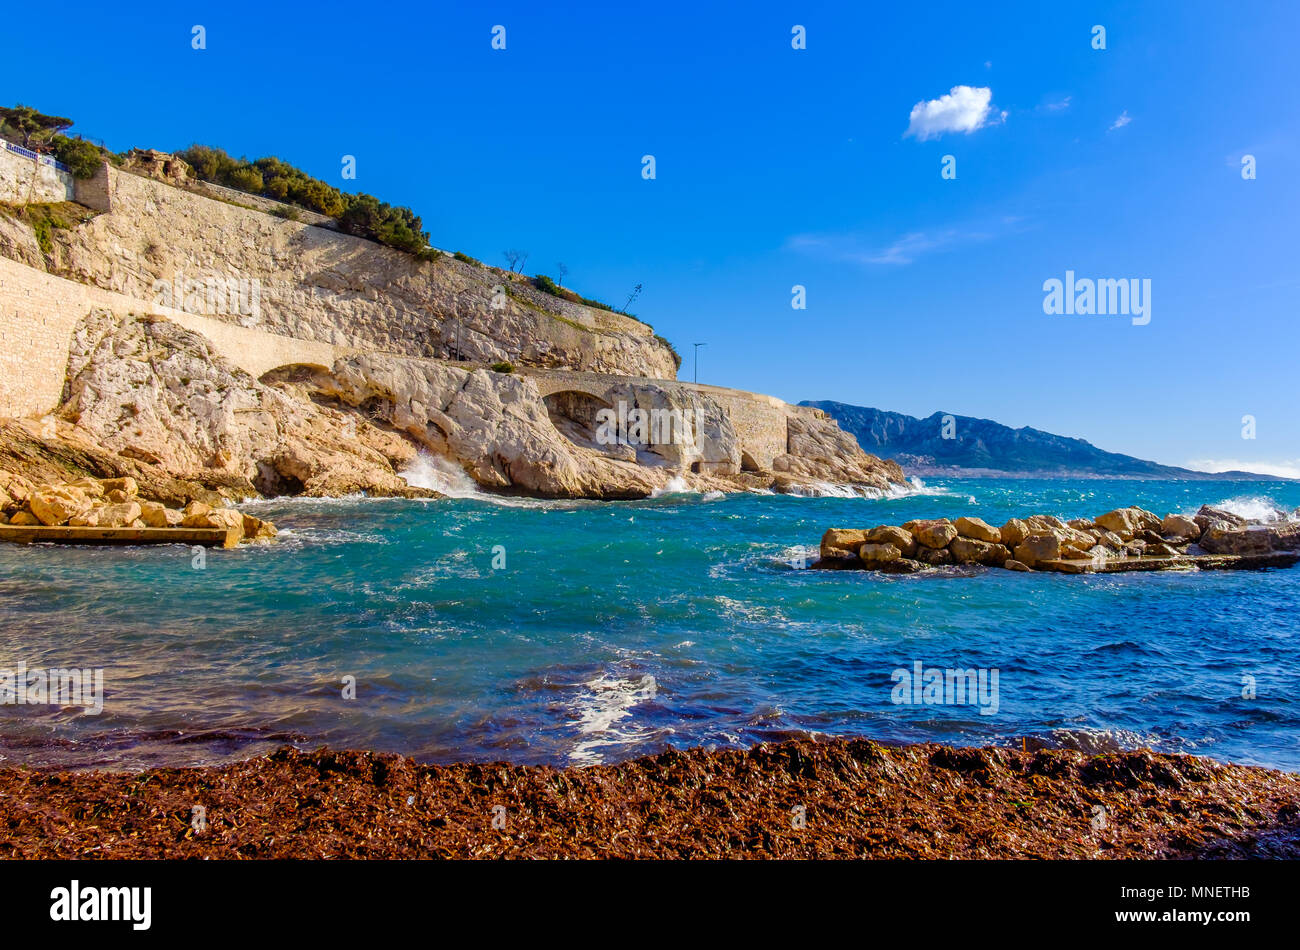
[954, 516, 1001, 544]
[904, 519, 958, 549]
[97, 501, 142, 527]
[858, 542, 901, 566]
[821, 529, 869, 560]
[29, 486, 93, 526]
[1160, 514, 1201, 541]
[1000, 519, 1030, 548]
[866, 525, 916, 557]
[1015, 534, 1063, 567]
[774, 415, 906, 493]
[61, 310, 427, 500]
[36, 165, 679, 379]
[949, 537, 1011, 566]
[1096, 507, 1161, 536]
[312, 353, 667, 499]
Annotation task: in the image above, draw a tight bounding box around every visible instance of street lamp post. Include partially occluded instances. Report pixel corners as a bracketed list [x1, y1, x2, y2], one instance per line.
[693, 342, 706, 385]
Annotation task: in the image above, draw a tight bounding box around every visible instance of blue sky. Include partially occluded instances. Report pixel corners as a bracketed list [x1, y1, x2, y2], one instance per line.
[4, 1, 1297, 472]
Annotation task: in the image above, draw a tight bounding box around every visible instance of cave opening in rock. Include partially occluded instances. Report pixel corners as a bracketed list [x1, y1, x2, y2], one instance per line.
[543, 390, 615, 449]
[254, 463, 306, 497]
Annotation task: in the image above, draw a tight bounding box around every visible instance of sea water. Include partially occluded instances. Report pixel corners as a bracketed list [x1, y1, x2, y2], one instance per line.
[1, 477, 1297, 772]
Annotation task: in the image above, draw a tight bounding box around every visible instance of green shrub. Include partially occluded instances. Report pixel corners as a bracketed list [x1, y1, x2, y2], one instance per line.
[655, 334, 682, 370]
[51, 136, 105, 179]
[489, 361, 515, 374]
[533, 274, 563, 296]
[176, 144, 427, 254]
[226, 165, 264, 192]
[453, 251, 481, 266]
[272, 205, 300, 221]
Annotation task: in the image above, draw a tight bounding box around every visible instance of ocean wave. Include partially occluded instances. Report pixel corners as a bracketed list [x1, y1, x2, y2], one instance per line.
[1207, 495, 1296, 524]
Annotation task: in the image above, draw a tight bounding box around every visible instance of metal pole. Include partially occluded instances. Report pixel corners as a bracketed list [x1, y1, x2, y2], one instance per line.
[693, 343, 706, 384]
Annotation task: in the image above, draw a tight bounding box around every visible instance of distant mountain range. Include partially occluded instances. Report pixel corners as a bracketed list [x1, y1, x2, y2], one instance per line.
[801, 401, 1285, 481]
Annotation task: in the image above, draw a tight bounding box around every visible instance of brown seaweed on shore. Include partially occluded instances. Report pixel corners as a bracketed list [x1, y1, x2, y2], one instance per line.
[0, 739, 1296, 859]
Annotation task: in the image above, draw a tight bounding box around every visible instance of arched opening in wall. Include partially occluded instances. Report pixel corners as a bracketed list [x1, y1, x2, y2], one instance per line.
[690, 461, 701, 474]
[543, 390, 614, 450]
[740, 450, 761, 473]
[259, 363, 332, 386]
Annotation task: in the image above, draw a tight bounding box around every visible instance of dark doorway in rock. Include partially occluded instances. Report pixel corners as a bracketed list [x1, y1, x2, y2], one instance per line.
[690, 461, 702, 474]
[740, 450, 761, 473]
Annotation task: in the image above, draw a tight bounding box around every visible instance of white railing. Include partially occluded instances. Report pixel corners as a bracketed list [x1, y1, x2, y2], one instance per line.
[1, 138, 71, 172]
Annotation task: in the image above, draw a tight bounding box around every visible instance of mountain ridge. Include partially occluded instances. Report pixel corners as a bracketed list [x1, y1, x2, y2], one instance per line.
[802, 400, 1287, 481]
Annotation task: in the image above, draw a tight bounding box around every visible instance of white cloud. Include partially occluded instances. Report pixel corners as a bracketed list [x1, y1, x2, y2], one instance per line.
[1108, 110, 1132, 131]
[1185, 458, 1300, 479]
[786, 215, 1029, 267]
[1043, 96, 1072, 112]
[904, 86, 1003, 141]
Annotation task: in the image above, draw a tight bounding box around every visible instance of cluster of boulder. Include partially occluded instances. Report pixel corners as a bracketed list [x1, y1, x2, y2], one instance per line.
[818, 504, 1300, 574]
[0, 470, 276, 544]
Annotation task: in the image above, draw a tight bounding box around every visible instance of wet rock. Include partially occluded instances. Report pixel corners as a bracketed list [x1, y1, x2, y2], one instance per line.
[1194, 505, 1248, 532]
[878, 557, 924, 574]
[858, 542, 902, 567]
[1014, 533, 1062, 567]
[821, 528, 869, 560]
[949, 537, 1011, 566]
[914, 545, 954, 566]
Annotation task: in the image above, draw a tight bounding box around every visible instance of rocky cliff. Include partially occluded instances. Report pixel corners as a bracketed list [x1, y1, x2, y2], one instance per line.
[30, 309, 903, 501]
[0, 152, 905, 502]
[12, 160, 678, 379]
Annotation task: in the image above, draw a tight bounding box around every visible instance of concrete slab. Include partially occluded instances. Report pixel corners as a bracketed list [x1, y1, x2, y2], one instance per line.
[0, 525, 240, 548]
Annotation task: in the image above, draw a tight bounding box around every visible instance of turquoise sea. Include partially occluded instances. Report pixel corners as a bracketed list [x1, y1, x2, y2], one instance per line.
[2, 477, 1298, 772]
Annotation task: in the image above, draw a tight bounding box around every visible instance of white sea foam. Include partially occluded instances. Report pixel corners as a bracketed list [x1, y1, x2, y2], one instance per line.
[649, 476, 693, 497]
[398, 452, 562, 508]
[568, 673, 659, 764]
[399, 453, 482, 497]
[1207, 495, 1295, 524]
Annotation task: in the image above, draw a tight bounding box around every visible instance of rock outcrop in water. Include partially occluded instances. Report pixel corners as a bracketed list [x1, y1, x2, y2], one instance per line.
[817, 504, 1300, 574]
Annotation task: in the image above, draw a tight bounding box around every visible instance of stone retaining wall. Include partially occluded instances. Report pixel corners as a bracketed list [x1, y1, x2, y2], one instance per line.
[0, 146, 75, 205]
[0, 255, 351, 418]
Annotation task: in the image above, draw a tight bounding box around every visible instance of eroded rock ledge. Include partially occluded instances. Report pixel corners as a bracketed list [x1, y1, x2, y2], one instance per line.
[816, 504, 1300, 574]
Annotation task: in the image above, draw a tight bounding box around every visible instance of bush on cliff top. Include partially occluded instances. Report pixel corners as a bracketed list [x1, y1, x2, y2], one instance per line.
[176, 145, 431, 255]
[1, 104, 108, 179]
